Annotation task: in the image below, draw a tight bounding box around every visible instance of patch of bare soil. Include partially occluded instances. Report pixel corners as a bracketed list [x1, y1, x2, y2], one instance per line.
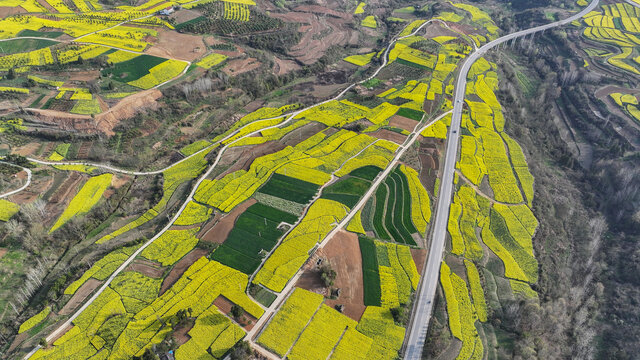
[8, 331, 29, 353]
[218, 140, 287, 178]
[13, 142, 40, 157]
[0, 6, 25, 17]
[243, 99, 264, 113]
[199, 199, 256, 244]
[424, 22, 460, 39]
[370, 129, 407, 144]
[59, 279, 101, 315]
[0, 248, 6, 259]
[213, 295, 257, 331]
[320, 230, 366, 321]
[126, 260, 165, 278]
[273, 56, 301, 76]
[95, 89, 163, 135]
[68, 70, 100, 82]
[390, 115, 419, 132]
[222, 57, 261, 76]
[159, 248, 208, 295]
[24, 108, 96, 133]
[411, 248, 428, 275]
[145, 28, 206, 62]
[271, 9, 356, 65]
[417, 138, 442, 194]
[173, 322, 194, 346]
[170, 9, 202, 24]
[312, 84, 344, 98]
[448, 22, 476, 36]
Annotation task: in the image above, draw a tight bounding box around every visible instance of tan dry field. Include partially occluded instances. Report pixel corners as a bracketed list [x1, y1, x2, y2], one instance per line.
[222, 57, 261, 76]
[297, 230, 366, 321]
[424, 22, 460, 39]
[273, 57, 301, 75]
[59, 278, 102, 315]
[159, 248, 208, 295]
[0, 6, 25, 17]
[272, 8, 356, 65]
[169, 9, 202, 24]
[145, 28, 206, 62]
[13, 142, 41, 157]
[66, 70, 100, 82]
[411, 248, 428, 275]
[199, 199, 256, 244]
[95, 89, 163, 135]
[370, 129, 407, 144]
[390, 114, 419, 132]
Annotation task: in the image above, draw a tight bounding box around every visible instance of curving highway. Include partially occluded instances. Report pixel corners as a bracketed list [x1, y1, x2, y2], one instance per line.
[403, 1, 600, 358]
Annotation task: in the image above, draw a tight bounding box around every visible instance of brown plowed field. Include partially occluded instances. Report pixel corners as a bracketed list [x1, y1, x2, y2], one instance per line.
[390, 115, 419, 132]
[159, 248, 208, 295]
[411, 248, 427, 275]
[146, 28, 206, 62]
[59, 279, 101, 315]
[126, 260, 165, 278]
[218, 141, 287, 178]
[370, 129, 407, 144]
[0, 6, 25, 17]
[199, 199, 256, 244]
[303, 230, 366, 321]
[95, 89, 162, 135]
[418, 138, 443, 194]
[272, 8, 355, 65]
[213, 295, 257, 331]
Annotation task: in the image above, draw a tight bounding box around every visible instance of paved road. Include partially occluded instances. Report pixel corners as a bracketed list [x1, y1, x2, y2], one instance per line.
[246, 110, 452, 344]
[0, 162, 31, 199]
[402, 1, 600, 359]
[20, 115, 299, 360]
[22, 17, 440, 359]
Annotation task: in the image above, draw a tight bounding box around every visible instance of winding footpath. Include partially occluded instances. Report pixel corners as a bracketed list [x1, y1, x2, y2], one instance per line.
[403, 1, 600, 358]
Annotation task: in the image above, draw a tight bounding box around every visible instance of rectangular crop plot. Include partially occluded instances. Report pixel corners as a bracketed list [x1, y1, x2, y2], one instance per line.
[349, 165, 382, 181]
[210, 203, 296, 274]
[396, 107, 424, 121]
[359, 237, 382, 306]
[320, 176, 371, 207]
[257, 173, 319, 204]
[101, 54, 167, 83]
